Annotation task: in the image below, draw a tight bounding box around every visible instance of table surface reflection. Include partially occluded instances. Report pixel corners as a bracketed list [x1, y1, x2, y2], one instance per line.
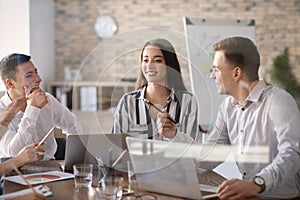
[3, 160, 260, 200]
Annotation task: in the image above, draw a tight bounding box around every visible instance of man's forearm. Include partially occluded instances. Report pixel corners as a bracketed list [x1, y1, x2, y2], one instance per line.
[0, 157, 19, 176]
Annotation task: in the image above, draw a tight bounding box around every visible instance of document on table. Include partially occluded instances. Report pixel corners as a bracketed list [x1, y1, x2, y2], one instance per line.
[4, 171, 74, 185]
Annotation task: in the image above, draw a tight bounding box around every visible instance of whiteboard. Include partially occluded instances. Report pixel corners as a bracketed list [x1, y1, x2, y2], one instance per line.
[183, 17, 256, 126]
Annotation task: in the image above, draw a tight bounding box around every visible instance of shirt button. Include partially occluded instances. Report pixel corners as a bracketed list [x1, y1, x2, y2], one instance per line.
[243, 172, 247, 176]
[241, 130, 243, 133]
[241, 108, 245, 111]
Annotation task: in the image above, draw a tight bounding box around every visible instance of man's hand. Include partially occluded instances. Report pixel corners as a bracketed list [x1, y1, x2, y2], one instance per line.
[156, 110, 177, 139]
[217, 178, 261, 200]
[0, 96, 27, 127]
[24, 87, 48, 109]
[14, 143, 45, 168]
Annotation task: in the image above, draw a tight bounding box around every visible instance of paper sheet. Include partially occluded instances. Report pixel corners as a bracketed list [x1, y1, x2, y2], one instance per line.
[4, 171, 74, 185]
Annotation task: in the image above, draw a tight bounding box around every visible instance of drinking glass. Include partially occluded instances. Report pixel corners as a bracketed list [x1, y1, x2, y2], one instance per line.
[99, 176, 124, 200]
[73, 164, 93, 188]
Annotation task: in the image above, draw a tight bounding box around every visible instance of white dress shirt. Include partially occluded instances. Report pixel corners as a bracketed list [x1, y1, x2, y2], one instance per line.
[206, 80, 300, 199]
[0, 92, 82, 160]
[0, 125, 7, 139]
[113, 86, 198, 143]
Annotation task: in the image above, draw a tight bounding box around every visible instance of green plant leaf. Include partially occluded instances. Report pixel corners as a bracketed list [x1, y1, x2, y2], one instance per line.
[270, 48, 300, 107]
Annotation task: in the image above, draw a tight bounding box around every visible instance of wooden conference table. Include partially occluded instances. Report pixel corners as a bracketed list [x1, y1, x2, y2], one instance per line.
[3, 160, 260, 200]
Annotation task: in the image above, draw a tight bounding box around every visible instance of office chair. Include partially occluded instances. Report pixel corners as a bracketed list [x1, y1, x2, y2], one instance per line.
[54, 137, 66, 160]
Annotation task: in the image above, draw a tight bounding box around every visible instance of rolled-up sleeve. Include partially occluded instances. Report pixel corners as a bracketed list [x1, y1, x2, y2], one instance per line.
[0, 105, 40, 156]
[257, 92, 300, 191]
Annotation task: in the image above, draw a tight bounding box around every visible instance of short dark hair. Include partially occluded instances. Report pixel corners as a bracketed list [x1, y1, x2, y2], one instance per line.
[213, 37, 260, 82]
[0, 53, 31, 82]
[136, 38, 186, 91]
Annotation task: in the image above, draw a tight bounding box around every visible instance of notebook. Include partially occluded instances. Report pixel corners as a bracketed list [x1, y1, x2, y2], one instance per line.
[126, 137, 218, 200]
[62, 133, 130, 172]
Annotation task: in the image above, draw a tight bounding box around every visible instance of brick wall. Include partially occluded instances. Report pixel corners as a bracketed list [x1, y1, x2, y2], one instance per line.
[55, 0, 300, 85]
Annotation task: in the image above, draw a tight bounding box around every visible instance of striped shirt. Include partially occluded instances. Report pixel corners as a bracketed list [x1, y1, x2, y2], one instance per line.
[112, 86, 198, 142]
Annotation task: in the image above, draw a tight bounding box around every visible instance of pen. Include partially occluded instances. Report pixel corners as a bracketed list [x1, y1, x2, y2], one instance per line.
[112, 149, 127, 168]
[143, 99, 176, 123]
[36, 127, 55, 148]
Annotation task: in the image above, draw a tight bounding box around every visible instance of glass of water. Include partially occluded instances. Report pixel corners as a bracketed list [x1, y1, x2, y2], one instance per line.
[73, 164, 93, 188]
[99, 176, 124, 200]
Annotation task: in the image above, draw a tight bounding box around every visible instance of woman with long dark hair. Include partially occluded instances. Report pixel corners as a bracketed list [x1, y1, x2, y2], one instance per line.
[113, 39, 198, 142]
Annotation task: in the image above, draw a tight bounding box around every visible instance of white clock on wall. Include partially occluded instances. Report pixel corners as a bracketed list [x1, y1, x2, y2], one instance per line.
[94, 15, 117, 38]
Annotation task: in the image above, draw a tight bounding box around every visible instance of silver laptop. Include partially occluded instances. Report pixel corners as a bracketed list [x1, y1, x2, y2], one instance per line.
[63, 133, 130, 172]
[126, 137, 218, 200]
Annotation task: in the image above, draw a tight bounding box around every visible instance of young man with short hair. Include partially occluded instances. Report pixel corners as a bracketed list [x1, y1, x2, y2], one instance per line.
[207, 37, 300, 199]
[0, 53, 82, 160]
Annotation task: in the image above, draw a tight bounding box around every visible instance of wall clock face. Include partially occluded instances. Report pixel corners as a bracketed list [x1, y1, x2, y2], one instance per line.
[94, 15, 117, 38]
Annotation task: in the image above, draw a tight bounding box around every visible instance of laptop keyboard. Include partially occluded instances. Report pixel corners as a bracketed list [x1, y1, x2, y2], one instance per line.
[199, 184, 218, 194]
[198, 170, 226, 187]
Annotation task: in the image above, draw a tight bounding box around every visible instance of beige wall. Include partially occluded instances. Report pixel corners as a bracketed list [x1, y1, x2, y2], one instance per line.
[54, 0, 300, 84]
[0, 0, 55, 91]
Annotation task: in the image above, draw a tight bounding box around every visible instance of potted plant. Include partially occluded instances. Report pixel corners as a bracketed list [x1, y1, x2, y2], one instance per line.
[269, 48, 300, 108]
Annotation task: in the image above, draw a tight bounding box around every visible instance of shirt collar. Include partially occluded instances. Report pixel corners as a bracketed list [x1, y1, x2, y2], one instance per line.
[230, 80, 267, 107]
[139, 86, 147, 99]
[246, 80, 267, 103]
[137, 85, 176, 102]
[1, 92, 25, 115]
[168, 88, 176, 102]
[2, 92, 13, 107]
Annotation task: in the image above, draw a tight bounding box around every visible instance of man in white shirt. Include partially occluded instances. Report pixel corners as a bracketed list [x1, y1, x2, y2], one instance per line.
[0, 53, 82, 160]
[206, 37, 300, 199]
[0, 95, 45, 200]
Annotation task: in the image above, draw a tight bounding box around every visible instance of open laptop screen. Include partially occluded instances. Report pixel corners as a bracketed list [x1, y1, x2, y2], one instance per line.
[126, 137, 202, 199]
[63, 133, 130, 172]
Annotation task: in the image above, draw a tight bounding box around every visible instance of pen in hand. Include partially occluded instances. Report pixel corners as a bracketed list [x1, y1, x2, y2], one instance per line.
[36, 127, 55, 148]
[143, 99, 176, 123]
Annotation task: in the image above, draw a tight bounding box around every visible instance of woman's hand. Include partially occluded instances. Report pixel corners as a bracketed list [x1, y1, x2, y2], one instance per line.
[156, 110, 177, 139]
